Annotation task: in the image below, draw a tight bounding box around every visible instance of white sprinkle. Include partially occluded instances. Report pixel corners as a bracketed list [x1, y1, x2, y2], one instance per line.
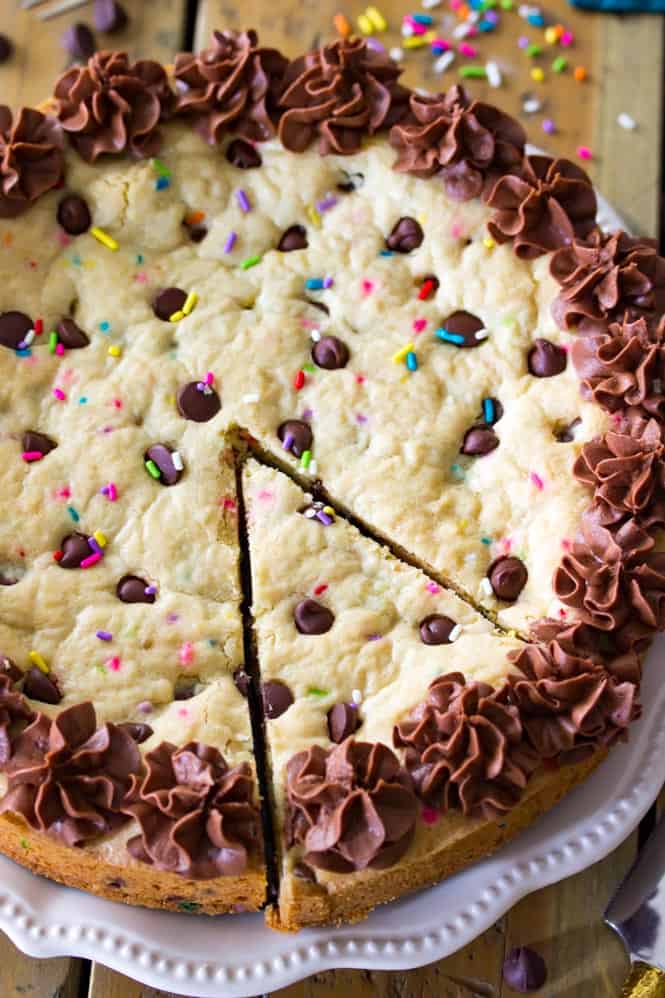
[171, 451, 184, 471]
[434, 51, 455, 74]
[486, 61, 502, 88]
[448, 624, 463, 642]
[480, 577, 494, 597]
[617, 112, 637, 131]
[453, 21, 474, 38]
[522, 97, 542, 114]
[241, 392, 260, 404]
[467, 10, 480, 22]
[475, 329, 489, 341]
[352, 688, 363, 704]
[389, 46, 404, 62]
[22, 329, 36, 346]
[422, 0, 442, 7]
[310, 329, 321, 342]
[303, 508, 317, 518]
[309, 459, 318, 475]
[401, 22, 415, 36]
[518, 3, 540, 17]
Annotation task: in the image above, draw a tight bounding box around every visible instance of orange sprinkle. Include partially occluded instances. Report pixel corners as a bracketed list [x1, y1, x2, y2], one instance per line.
[573, 66, 587, 82]
[457, 3, 470, 17]
[333, 12, 351, 36]
[184, 210, 206, 225]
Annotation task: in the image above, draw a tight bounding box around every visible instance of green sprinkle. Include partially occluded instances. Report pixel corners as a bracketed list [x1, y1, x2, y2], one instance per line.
[526, 44, 543, 57]
[67, 505, 80, 523]
[145, 459, 161, 480]
[459, 65, 487, 79]
[151, 157, 171, 177]
[20, 838, 29, 850]
[136, 253, 144, 264]
[552, 56, 568, 73]
[501, 0, 513, 7]
[450, 463, 465, 480]
[300, 449, 312, 470]
[481, 536, 492, 545]
[307, 687, 329, 697]
[302, 363, 317, 373]
[48, 331, 58, 354]
[178, 901, 200, 912]
[241, 254, 261, 270]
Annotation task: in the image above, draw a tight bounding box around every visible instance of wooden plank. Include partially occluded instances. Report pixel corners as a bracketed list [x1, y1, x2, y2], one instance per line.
[0, 928, 82, 998]
[89, 963, 186, 997]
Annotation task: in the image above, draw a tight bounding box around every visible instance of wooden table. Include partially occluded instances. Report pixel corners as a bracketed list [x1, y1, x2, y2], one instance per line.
[0, 1, 663, 995]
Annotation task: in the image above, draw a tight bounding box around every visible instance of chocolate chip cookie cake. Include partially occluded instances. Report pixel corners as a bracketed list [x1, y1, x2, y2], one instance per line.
[0, 30, 661, 929]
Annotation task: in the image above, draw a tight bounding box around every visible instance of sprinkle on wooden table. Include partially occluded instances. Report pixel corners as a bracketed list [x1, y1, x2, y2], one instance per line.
[358, 13, 373, 33]
[617, 112, 637, 130]
[552, 56, 567, 73]
[366, 5, 388, 30]
[459, 64, 487, 78]
[577, 145, 592, 160]
[574, 65, 587, 81]
[334, 12, 351, 35]
[530, 67, 545, 82]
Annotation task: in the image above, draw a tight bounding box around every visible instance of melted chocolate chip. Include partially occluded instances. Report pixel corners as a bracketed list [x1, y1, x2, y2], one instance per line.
[419, 614, 456, 646]
[116, 574, 156, 604]
[461, 426, 499, 456]
[312, 335, 349, 370]
[0, 311, 32, 350]
[118, 722, 153, 744]
[22, 431, 56, 458]
[177, 382, 221, 422]
[0, 565, 21, 586]
[277, 225, 308, 252]
[441, 310, 486, 348]
[56, 318, 90, 349]
[305, 300, 329, 315]
[502, 947, 547, 992]
[226, 138, 262, 169]
[152, 287, 187, 321]
[106, 877, 126, 889]
[278, 420, 313, 458]
[144, 443, 183, 485]
[488, 556, 528, 602]
[293, 861, 317, 882]
[23, 667, 62, 705]
[62, 23, 96, 61]
[528, 338, 567, 378]
[174, 679, 197, 701]
[294, 599, 334, 635]
[93, 0, 129, 33]
[57, 194, 91, 235]
[337, 170, 364, 192]
[261, 680, 294, 719]
[186, 224, 208, 243]
[233, 668, 251, 698]
[0, 35, 13, 64]
[58, 532, 92, 569]
[0, 656, 21, 684]
[386, 217, 424, 253]
[327, 702, 360, 743]
[554, 418, 581, 442]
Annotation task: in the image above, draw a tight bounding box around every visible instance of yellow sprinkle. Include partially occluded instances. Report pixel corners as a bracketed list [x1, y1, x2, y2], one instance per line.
[169, 310, 185, 323]
[183, 291, 198, 316]
[29, 651, 49, 674]
[366, 5, 387, 31]
[323, 505, 335, 517]
[90, 226, 118, 251]
[458, 518, 469, 530]
[107, 344, 121, 358]
[403, 35, 426, 48]
[392, 342, 415, 364]
[306, 205, 322, 229]
[423, 29, 436, 42]
[357, 13, 373, 33]
[531, 67, 545, 82]
[93, 530, 107, 548]
[483, 237, 496, 249]
[544, 26, 558, 44]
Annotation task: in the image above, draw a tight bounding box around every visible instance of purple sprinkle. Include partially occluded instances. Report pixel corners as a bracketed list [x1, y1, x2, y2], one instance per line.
[365, 37, 386, 52]
[518, 35, 529, 48]
[100, 485, 109, 495]
[145, 585, 157, 595]
[166, 613, 179, 623]
[356, 412, 368, 424]
[316, 195, 338, 213]
[323, 276, 334, 289]
[367, 633, 382, 641]
[236, 189, 251, 213]
[282, 431, 295, 452]
[17, 340, 26, 350]
[542, 118, 556, 134]
[96, 630, 113, 642]
[196, 382, 206, 392]
[223, 231, 237, 254]
[88, 537, 103, 555]
[301, 407, 313, 421]
[485, 9, 499, 22]
[137, 700, 153, 714]
[316, 511, 333, 525]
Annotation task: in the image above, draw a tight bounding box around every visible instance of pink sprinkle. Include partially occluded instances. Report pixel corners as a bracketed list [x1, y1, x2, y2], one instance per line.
[355, 412, 367, 424]
[178, 707, 189, 718]
[426, 581, 440, 594]
[111, 398, 123, 409]
[301, 318, 319, 330]
[405, 16, 427, 34]
[459, 42, 478, 57]
[558, 607, 568, 618]
[530, 471, 544, 490]
[22, 451, 43, 462]
[222, 497, 237, 511]
[257, 488, 274, 502]
[57, 231, 72, 247]
[107, 656, 121, 672]
[422, 806, 439, 825]
[577, 145, 592, 160]
[107, 482, 117, 502]
[205, 371, 214, 385]
[313, 583, 328, 596]
[134, 271, 149, 284]
[501, 537, 513, 553]
[56, 343, 65, 356]
[412, 318, 427, 334]
[179, 642, 194, 666]
[361, 279, 374, 296]
[450, 221, 464, 238]
[561, 538, 572, 551]
[430, 38, 450, 51]
[52, 388, 66, 401]
[80, 552, 102, 569]
[55, 486, 71, 500]
[560, 30, 574, 45]
[355, 374, 366, 385]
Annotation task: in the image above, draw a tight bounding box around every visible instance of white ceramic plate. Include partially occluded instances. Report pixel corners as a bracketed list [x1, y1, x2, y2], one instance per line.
[0, 189, 651, 996]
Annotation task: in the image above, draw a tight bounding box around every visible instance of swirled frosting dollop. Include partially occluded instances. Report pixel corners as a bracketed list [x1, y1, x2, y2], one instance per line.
[393, 672, 539, 820]
[53, 51, 174, 162]
[550, 230, 665, 335]
[277, 37, 410, 155]
[486, 154, 597, 259]
[123, 741, 261, 878]
[0, 701, 140, 845]
[174, 30, 288, 145]
[0, 106, 64, 218]
[389, 85, 525, 201]
[0, 675, 34, 765]
[285, 738, 417, 872]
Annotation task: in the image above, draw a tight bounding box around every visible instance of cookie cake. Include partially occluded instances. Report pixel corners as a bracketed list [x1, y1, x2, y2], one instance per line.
[0, 29, 662, 931]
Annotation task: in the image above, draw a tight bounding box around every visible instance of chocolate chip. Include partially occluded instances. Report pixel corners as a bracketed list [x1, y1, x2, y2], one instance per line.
[23, 667, 62, 705]
[386, 217, 424, 253]
[118, 722, 153, 743]
[22, 431, 57, 458]
[56, 318, 89, 349]
[62, 23, 96, 61]
[226, 138, 262, 169]
[144, 443, 183, 485]
[327, 703, 360, 743]
[293, 861, 317, 882]
[528, 338, 567, 377]
[461, 426, 499, 456]
[554, 418, 581, 442]
[419, 614, 456, 646]
[488, 556, 528, 602]
[312, 336, 349, 370]
[93, 0, 128, 33]
[502, 947, 547, 992]
[116, 575, 156, 604]
[233, 668, 251, 698]
[0, 311, 32, 350]
[0, 35, 14, 64]
[0, 656, 22, 684]
[0, 564, 21, 586]
[277, 420, 313, 458]
[261, 680, 294, 719]
[152, 287, 187, 321]
[174, 679, 197, 701]
[186, 224, 208, 243]
[277, 225, 308, 252]
[441, 310, 486, 348]
[177, 382, 221, 422]
[57, 194, 91, 235]
[106, 877, 126, 888]
[58, 532, 92, 569]
[294, 599, 334, 635]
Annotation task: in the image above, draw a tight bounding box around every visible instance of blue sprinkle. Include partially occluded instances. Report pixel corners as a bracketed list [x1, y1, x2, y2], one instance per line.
[67, 506, 80, 523]
[481, 536, 492, 546]
[436, 328, 465, 345]
[406, 351, 418, 371]
[379, 250, 394, 257]
[78, 397, 88, 404]
[305, 278, 325, 291]
[412, 11, 433, 22]
[527, 12, 545, 25]
[16, 348, 32, 357]
[478, 19, 496, 31]
[99, 321, 111, 333]
[155, 176, 171, 191]
[482, 398, 495, 424]
[136, 254, 144, 264]
[450, 463, 465, 479]
[71, 254, 82, 267]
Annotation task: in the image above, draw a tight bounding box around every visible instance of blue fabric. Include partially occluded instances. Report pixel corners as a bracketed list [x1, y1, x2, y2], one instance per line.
[571, 0, 665, 10]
